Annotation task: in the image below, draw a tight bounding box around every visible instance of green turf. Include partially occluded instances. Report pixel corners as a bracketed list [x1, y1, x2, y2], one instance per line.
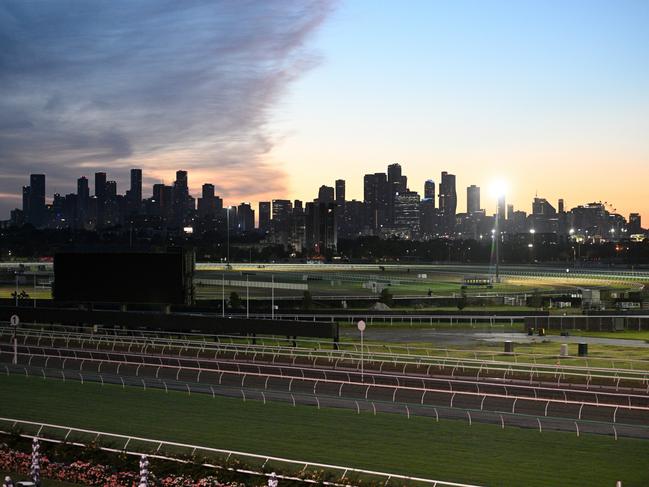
[548, 330, 649, 341]
[0, 375, 647, 487]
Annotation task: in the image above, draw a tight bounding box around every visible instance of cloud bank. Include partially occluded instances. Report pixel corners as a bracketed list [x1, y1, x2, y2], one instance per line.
[0, 0, 333, 214]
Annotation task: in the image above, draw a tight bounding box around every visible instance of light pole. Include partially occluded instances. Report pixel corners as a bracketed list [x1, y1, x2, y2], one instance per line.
[490, 180, 507, 283]
[271, 274, 275, 319]
[221, 273, 225, 317]
[226, 207, 231, 265]
[529, 229, 536, 262]
[246, 274, 250, 319]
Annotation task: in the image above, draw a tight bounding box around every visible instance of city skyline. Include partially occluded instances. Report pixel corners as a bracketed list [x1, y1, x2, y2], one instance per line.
[1, 1, 648, 219]
[7, 163, 644, 225]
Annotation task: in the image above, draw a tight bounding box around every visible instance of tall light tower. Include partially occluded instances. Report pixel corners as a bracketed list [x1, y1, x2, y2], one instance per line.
[490, 180, 508, 283]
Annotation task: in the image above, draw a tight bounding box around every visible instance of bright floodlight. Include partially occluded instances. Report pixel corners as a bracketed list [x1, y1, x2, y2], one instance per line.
[489, 179, 508, 198]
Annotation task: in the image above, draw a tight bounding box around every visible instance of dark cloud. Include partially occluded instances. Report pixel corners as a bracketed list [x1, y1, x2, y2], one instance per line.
[0, 0, 333, 214]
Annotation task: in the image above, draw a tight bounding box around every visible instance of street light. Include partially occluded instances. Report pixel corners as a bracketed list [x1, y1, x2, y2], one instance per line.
[226, 207, 231, 264]
[489, 180, 508, 283]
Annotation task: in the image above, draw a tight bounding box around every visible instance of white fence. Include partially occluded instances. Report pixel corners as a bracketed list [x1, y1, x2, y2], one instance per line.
[0, 417, 482, 487]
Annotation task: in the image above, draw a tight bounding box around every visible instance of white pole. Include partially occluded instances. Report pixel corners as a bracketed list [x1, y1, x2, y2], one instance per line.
[222, 273, 225, 317]
[15, 273, 18, 307]
[246, 275, 249, 319]
[271, 275, 275, 320]
[361, 329, 364, 382]
[12, 329, 17, 365]
[226, 209, 230, 264]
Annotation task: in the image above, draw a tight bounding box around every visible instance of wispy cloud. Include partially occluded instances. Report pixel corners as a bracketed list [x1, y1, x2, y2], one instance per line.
[0, 0, 334, 214]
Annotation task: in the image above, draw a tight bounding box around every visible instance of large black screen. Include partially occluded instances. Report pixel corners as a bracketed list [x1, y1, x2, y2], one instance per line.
[53, 251, 193, 304]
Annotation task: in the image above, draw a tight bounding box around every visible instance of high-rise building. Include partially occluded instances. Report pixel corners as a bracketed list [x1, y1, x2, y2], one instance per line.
[305, 202, 337, 254]
[387, 163, 407, 192]
[258, 202, 271, 232]
[95, 172, 107, 228]
[424, 180, 435, 201]
[26, 174, 46, 227]
[237, 203, 255, 232]
[197, 183, 221, 219]
[128, 169, 142, 211]
[94, 172, 107, 199]
[497, 194, 506, 223]
[532, 198, 557, 216]
[364, 172, 389, 229]
[438, 171, 457, 232]
[317, 185, 334, 204]
[558, 198, 565, 213]
[394, 190, 421, 238]
[77, 177, 89, 201]
[172, 170, 191, 227]
[335, 179, 346, 203]
[629, 213, 642, 234]
[467, 185, 480, 214]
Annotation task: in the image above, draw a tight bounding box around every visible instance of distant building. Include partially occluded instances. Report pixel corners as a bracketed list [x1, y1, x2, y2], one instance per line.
[335, 179, 346, 203]
[317, 185, 334, 204]
[424, 180, 435, 201]
[467, 185, 480, 214]
[438, 171, 457, 233]
[258, 201, 271, 233]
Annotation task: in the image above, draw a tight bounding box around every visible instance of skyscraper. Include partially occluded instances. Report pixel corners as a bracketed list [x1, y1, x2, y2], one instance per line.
[335, 179, 346, 203]
[317, 185, 334, 204]
[424, 180, 435, 201]
[258, 201, 271, 232]
[129, 169, 142, 207]
[28, 174, 46, 227]
[467, 185, 480, 214]
[497, 194, 506, 223]
[438, 171, 457, 232]
[95, 172, 107, 228]
[237, 203, 255, 232]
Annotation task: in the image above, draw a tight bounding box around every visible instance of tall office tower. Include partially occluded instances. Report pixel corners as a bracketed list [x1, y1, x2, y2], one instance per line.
[258, 202, 271, 232]
[77, 177, 89, 201]
[424, 180, 435, 201]
[202, 183, 214, 199]
[197, 183, 216, 219]
[629, 213, 642, 234]
[22, 186, 31, 220]
[507, 204, 514, 221]
[172, 170, 190, 227]
[237, 203, 255, 232]
[467, 185, 480, 214]
[394, 191, 421, 237]
[129, 169, 142, 206]
[363, 172, 389, 229]
[438, 171, 457, 232]
[387, 163, 407, 192]
[94, 172, 107, 199]
[27, 174, 46, 227]
[271, 199, 293, 247]
[497, 194, 506, 223]
[293, 200, 303, 212]
[318, 185, 335, 204]
[335, 179, 346, 203]
[305, 202, 337, 255]
[558, 198, 565, 213]
[272, 199, 293, 222]
[95, 172, 107, 228]
[76, 177, 89, 228]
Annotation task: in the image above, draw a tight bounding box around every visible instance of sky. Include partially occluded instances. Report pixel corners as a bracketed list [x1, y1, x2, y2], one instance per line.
[1, 0, 648, 220]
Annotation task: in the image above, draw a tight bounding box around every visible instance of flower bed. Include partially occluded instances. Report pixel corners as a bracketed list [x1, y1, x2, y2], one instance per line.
[0, 442, 240, 487]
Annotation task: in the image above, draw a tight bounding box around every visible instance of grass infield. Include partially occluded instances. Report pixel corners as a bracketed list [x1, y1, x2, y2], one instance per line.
[0, 375, 648, 486]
